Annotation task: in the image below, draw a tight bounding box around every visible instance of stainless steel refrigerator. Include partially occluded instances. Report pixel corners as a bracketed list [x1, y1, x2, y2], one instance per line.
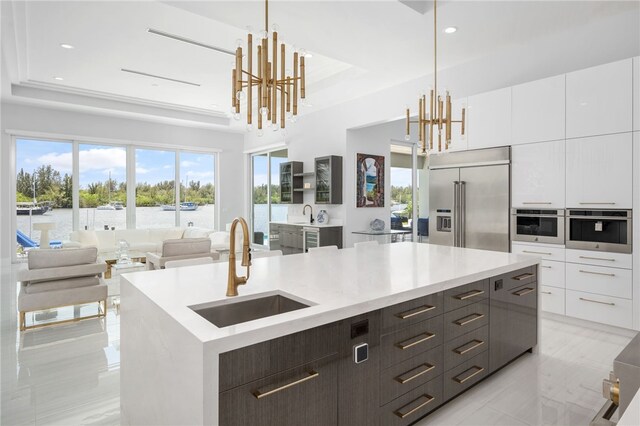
[428, 147, 511, 252]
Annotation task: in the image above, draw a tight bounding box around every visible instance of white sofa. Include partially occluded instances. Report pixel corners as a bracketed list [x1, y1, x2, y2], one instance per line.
[62, 226, 242, 256]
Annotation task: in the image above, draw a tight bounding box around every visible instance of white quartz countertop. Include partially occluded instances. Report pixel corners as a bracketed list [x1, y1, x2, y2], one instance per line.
[122, 242, 539, 352]
[269, 220, 342, 228]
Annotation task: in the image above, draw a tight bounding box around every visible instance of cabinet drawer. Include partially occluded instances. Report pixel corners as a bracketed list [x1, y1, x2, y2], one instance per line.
[566, 249, 632, 270]
[443, 325, 489, 372]
[443, 351, 489, 402]
[490, 265, 537, 293]
[381, 316, 443, 369]
[566, 290, 632, 329]
[380, 346, 442, 406]
[540, 285, 565, 315]
[380, 375, 443, 426]
[443, 299, 489, 342]
[219, 322, 339, 391]
[512, 243, 565, 262]
[540, 260, 565, 289]
[566, 263, 632, 299]
[443, 279, 489, 312]
[219, 355, 337, 426]
[381, 292, 443, 332]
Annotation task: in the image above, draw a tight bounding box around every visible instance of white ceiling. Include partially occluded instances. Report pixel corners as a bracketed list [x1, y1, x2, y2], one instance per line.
[2, 0, 639, 129]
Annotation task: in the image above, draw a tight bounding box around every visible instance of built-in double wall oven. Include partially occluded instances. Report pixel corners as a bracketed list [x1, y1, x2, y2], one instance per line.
[566, 209, 632, 254]
[511, 209, 565, 245]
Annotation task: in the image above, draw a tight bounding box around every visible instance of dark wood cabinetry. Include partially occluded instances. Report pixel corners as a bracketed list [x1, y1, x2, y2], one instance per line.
[270, 224, 343, 255]
[218, 267, 538, 426]
[315, 155, 343, 204]
[280, 161, 304, 204]
[489, 266, 538, 373]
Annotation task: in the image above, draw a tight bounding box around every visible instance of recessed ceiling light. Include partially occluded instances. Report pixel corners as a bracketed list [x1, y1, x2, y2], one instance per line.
[444, 27, 457, 34]
[60, 43, 75, 49]
[53, 76, 64, 81]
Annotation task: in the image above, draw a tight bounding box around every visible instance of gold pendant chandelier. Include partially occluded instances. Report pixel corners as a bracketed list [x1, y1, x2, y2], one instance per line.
[405, 0, 465, 154]
[231, 0, 306, 136]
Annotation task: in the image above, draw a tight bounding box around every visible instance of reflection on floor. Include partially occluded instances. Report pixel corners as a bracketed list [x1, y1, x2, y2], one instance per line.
[1, 300, 636, 425]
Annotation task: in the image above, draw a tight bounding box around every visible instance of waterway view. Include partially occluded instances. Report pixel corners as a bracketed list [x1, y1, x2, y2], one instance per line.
[16, 204, 288, 246]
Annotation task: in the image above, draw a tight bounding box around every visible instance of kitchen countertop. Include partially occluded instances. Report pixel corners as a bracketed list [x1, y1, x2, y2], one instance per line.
[269, 220, 342, 228]
[121, 242, 540, 353]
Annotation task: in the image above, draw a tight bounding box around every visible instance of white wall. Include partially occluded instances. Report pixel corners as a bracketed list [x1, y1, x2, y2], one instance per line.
[0, 102, 245, 263]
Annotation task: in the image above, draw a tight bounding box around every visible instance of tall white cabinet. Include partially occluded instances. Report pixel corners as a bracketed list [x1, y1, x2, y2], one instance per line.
[565, 133, 633, 209]
[566, 58, 633, 138]
[511, 75, 565, 145]
[467, 87, 511, 150]
[512, 140, 565, 208]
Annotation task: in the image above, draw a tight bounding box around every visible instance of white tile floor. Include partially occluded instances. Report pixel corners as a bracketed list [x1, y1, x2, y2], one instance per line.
[1, 268, 636, 425]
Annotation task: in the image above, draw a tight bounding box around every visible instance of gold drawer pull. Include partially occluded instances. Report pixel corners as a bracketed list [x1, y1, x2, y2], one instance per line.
[395, 363, 435, 384]
[453, 366, 484, 384]
[395, 304, 436, 320]
[541, 291, 552, 295]
[394, 394, 435, 419]
[522, 250, 552, 255]
[454, 313, 484, 327]
[453, 339, 485, 355]
[579, 297, 615, 306]
[579, 256, 615, 262]
[395, 332, 435, 350]
[513, 272, 535, 281]
[252, 371, 319, 399]
[579, 269, 615, 277]
[454, 289, 485, 301]
[513, 287, 535, 297]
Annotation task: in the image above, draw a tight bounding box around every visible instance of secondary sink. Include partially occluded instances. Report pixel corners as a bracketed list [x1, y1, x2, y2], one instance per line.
[191, 294, 310, 328]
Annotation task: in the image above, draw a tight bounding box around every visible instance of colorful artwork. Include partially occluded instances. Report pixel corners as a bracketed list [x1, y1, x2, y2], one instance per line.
[356, 153, 385, 208]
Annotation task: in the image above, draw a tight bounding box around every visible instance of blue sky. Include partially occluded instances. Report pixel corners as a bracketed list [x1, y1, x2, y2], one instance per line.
[16, 139, 215, 187]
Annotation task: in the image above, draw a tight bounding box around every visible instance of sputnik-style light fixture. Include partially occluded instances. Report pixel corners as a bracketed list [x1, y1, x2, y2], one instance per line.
[405, 0, 465, 154]
[231, 0, 307, 136]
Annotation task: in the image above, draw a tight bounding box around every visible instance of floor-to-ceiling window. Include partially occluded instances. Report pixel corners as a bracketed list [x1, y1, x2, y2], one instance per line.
[135, 148, 176, 228]
[251, 149, 288, 247]
[79, 144, 127, 231]
[15, 138, 73, 254]
[390, 144, 414, 231]
[179, 152, 216, 229]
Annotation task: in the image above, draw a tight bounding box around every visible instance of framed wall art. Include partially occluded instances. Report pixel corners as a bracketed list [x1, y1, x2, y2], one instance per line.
[356, 153, 385, 208]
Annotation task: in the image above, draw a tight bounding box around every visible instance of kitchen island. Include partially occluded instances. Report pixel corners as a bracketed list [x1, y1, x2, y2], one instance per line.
[121, 242, 540, 426]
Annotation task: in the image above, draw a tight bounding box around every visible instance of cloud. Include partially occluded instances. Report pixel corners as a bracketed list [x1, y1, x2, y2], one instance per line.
[180, 160, 198, 168]
[79, 148, 126, 172]
[136, 167, 151, 174]
[37, 152, 72, 172]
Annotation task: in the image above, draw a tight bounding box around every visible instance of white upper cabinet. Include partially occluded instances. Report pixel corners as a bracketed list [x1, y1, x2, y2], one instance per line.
[634, 57, 639, 131]
[512, 75, 565, 145]
[512, 140, 565, 208]
[566, 59, 633, 138]
[447, 97, 468, 152]
[566, 133, 633, 208]
[467, 87, 511, 149]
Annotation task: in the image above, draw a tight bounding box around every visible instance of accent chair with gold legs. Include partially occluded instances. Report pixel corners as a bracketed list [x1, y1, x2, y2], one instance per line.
[17, 247, 108, 331]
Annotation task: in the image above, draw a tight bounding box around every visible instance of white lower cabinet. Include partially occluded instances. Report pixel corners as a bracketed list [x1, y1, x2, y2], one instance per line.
[566, 290, 633, 329]
[566, 263, 632, 300]
[540, 285, 565, 315]
[511, 242, 566, 262]
[565, 249, 633, 270]
[540, 260, 565, 289]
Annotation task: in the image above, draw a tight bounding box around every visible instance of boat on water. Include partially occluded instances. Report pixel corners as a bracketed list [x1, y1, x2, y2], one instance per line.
[96, 204, 116, 211]
[161, 202, 199, 211]
[16, 202, 50, 216]
[112, 202, 124, 210]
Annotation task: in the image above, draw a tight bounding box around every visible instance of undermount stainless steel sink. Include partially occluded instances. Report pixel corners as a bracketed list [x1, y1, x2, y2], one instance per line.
[191, 294, 310, 328]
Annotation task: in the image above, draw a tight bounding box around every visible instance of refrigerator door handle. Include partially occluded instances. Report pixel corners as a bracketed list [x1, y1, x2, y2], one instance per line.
[453, 181, 460, 247]
[460, 181, 466, 247]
